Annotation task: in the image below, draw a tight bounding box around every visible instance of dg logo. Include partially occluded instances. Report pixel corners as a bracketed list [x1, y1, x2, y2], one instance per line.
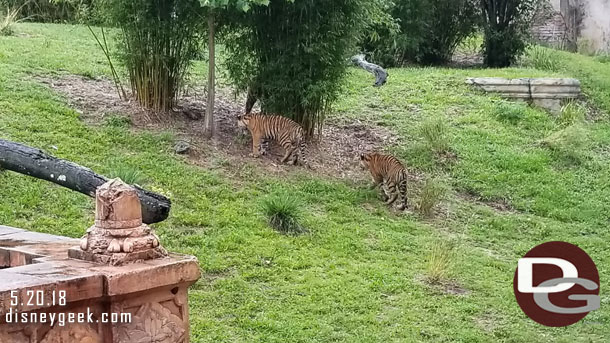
[513, 241, 600, 327]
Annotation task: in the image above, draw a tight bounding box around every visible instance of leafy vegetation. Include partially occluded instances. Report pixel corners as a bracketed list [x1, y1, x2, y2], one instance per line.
[261, 193, 307, 235]
[101, 0, 203, 112]
[362, 0, 479, 66]
[221, 0, 370, 136]
[1, 23, 610, 342]
[419, 116, 450, 155]
[480, 0, 542, 67]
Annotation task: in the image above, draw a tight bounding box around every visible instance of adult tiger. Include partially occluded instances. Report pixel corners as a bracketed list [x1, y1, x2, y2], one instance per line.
[360, 152, 408, 210]
[237, 113, 308, 166]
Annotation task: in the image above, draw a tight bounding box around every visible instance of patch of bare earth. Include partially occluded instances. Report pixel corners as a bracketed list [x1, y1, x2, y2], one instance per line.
[35, 75, 399, 181]
[458, 189, 517, 213]
[416, 274, 470, 296]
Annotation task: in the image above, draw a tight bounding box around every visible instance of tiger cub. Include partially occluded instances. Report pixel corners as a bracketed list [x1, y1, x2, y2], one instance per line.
[237, 113, 308, 166]
[360, 152, 408, 210]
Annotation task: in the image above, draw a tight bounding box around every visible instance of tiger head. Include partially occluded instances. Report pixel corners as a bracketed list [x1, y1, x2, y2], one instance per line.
[359, 153, 373, 170]
[236, 114, 252, 128]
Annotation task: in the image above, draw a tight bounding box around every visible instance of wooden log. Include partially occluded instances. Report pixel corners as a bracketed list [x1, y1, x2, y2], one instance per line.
[0, 139, 170, 224]
[351, 54, 388, 87]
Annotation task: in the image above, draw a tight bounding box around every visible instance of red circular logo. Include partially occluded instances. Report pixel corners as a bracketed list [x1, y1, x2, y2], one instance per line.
[513, 241, 600, 327]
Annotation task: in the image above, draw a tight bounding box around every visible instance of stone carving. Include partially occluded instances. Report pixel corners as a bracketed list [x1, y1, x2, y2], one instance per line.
[40, 324, 101, 343]
[69, 178, 168, 265]
[116, 302, 186, 343]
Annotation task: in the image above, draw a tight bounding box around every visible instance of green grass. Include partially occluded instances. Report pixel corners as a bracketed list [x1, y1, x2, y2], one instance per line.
[1, 23, 609, 342]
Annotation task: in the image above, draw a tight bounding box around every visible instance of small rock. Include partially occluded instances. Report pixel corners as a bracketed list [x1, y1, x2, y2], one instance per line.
[174, 141, 190, 154]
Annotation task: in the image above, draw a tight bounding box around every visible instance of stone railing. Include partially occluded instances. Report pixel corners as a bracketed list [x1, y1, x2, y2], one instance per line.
[0, 179, 201, 343]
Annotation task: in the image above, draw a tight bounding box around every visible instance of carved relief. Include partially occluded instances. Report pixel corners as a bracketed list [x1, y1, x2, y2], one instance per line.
[39, 323, 101, 343]
[0, 328, 29, 343]
[70, 179, 168, 266]
[116, 302, 186, 343]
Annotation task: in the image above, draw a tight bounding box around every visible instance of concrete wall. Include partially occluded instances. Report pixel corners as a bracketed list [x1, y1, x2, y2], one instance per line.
[579, 0, 610, 53]
[532, 0, 610, 53]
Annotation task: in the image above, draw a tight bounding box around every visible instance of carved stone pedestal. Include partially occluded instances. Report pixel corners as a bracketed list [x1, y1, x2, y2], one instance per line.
[0, 180, 201, 343]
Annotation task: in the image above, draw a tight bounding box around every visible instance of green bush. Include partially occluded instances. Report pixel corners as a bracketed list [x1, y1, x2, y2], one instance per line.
[261, 193, 307, 235]
[4, 0, 100, 23]
[221, 0, 370, 136]
[523, 45, 562, 71]
[361, 0, 479, 66]
[480, 0, 544, 67]
[102, 0, 203, 113]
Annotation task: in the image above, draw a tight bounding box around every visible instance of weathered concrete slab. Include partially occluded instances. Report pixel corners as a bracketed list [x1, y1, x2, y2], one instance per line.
[466, 77, 581, 113]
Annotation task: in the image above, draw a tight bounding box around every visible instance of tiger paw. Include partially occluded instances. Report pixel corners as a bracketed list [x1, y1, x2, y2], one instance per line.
[249, 153, 261, 158]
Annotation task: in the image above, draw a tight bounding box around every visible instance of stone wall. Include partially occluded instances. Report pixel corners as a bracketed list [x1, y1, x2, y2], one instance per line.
[532, 0, 610, 53]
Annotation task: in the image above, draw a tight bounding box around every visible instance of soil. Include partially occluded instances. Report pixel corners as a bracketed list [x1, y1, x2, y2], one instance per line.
[35, 75, 400, 181]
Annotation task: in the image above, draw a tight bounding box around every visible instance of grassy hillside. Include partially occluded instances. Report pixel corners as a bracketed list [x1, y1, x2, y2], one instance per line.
[1, 23, 609, 342]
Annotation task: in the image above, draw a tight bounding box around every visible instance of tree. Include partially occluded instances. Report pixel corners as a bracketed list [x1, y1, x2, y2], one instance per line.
[480, 0, 540, 67]
[221, 0, 371, 136]
[361, 0, 479, 66]
[199, 0, 270, 138]
[102, 0, 203, 113]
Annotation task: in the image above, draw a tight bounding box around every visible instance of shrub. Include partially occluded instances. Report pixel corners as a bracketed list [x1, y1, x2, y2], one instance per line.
[361, 0, 479, 66]
[416, 178, 446, 217]
[480, 0, 544, 67]
[425, 238, 455, 283]
[261, 193, 307, 235]
[4, 0, 99, 23]
[109, 165, 146, 185]
[420, 117, 450, 154]
[523, 45, 562, 71]
[221, 0, 370, 136]
[102, 0, 203, 113]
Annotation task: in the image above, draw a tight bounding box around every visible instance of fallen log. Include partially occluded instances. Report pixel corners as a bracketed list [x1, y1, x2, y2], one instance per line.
[351, 54, 388, 87]
[0, 139, 171, 224]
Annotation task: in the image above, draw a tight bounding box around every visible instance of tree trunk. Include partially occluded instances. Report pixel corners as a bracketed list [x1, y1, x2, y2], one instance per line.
[351, 54, 388, 87]
[204, 12, 216, 138]
[0, 139, 171, 224]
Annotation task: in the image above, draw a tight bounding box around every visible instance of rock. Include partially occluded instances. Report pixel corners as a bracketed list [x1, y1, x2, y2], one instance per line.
[174, 141, 190, 154]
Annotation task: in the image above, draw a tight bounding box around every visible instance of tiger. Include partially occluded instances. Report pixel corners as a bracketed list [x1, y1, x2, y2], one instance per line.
[237, 113, 308, 166]
[360, 152, 408, 210]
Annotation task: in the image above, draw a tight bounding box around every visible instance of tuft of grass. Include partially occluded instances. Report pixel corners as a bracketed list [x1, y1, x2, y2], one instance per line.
[103, 114, 132, 129]
[557, 101, 586, 126]
[523, 45, 562, 71]
[493, 101, 527, 123]
[424, 239, 455, 284]
[108, 165, 146, 185]
[416, 178, 447, 217]
[1, 2, 28, 36]
[420, 117, 450, 155]
[261, 193, 307, 235]
[540, 124, 589, 164]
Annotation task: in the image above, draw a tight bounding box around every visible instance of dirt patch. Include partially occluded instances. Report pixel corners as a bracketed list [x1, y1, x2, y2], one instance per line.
[416, 274, 470, 296]
[458, 189, 516, 213]
[35, 75, 400, 180]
